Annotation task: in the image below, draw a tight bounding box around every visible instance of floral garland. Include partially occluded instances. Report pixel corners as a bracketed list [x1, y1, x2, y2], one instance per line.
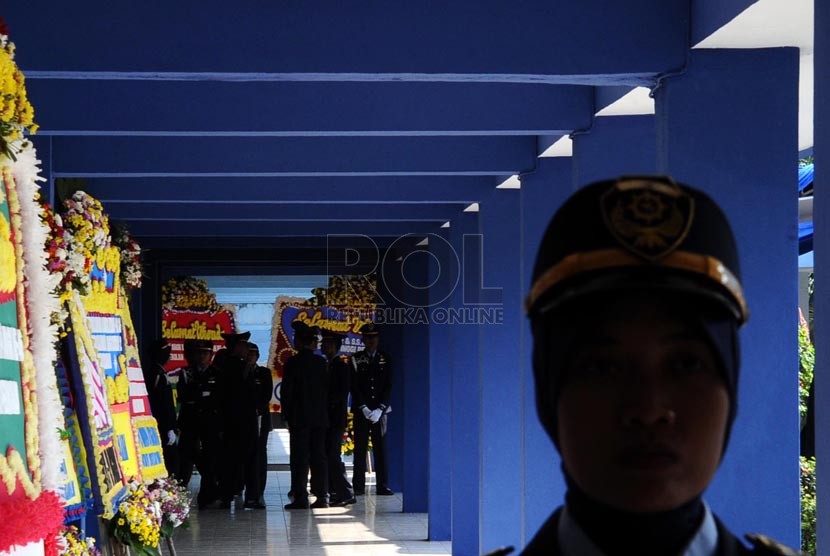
[41, 202, 72, 326]
[59, 191, 111, 298]
[161, 276, 221, 312]
[306, 274, 378, 307]
[0, 20, 38, 161]
[146, 477, 190, 538]
[55, 526, 101, 556]
[111, 224, 142, 291]
[107, 480, 162, 556]
[11, 142, 64, 493]
[2, 165, 42, 491]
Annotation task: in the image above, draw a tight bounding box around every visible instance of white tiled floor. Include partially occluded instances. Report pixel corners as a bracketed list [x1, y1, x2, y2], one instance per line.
[170, 431, 449, 556]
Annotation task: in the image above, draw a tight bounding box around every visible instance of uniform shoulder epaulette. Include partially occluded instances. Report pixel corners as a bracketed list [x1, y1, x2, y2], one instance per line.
[744, 533, 803, 555]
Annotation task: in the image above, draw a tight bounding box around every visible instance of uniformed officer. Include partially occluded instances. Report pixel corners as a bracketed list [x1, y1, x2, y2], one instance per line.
[246, 343, 274, 508]
[320, 329, 356, 506]
[176, 339, 226, 508]
[281, 321, 330, 509]
[215, 333, 259, 509]
[350, 322, 394, 496]
[212, 330, 251, 373]
[142, 340, 178, 476]
[510, 176, 800, 556]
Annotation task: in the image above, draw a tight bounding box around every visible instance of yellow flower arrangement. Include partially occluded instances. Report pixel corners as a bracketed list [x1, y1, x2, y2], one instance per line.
[108, 480, 162, 556]
[0, 29, 37, 160]
[57, 525, 102, 556]
[161, 276, 221, 312]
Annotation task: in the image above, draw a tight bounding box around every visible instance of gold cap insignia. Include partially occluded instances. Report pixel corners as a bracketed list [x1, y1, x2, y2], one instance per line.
[601, 177, 695, 262]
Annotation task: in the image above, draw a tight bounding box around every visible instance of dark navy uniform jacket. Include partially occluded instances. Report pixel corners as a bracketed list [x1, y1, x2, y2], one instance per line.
[518, 507, 800, 556]
[327, 354, 351, 429]
[350, 349, 392, 412]
[177, 364, 227, 430]
[281, 349, 329, 429]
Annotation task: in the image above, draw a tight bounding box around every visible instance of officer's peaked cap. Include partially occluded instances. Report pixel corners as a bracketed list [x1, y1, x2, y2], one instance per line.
[221, 331, 251, 346]
[359, 323, 380, 336]
[526, 175, 747, 325]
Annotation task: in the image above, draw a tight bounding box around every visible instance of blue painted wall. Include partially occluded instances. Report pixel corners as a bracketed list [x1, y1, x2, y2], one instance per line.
[428, 229, 455, 540]
[656, 48, 800, 546]
[479, 188, 524, 553]
[572, 114, 656, 188]
[450, 211, 482, 556]
[520, 159, 572, 546]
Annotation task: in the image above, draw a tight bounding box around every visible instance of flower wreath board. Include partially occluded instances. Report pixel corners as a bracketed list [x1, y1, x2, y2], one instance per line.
[0, 167, 64, 555]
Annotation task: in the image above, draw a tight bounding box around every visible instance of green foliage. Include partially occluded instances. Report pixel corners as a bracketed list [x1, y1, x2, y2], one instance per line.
[800, 456, 816, 555]
[798, 324, 815, 419]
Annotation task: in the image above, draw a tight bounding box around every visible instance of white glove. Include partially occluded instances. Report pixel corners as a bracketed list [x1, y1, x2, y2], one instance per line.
[369, 408, 383, 423]
[361, 406, 372, 420]
[166, 430, 178, 446]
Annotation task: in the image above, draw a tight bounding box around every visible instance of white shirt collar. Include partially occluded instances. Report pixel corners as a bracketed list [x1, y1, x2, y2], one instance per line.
[558, 502, 719, 556]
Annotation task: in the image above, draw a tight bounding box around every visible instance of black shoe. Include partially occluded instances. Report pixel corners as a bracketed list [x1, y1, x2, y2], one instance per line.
[310, 499, 329, 509]
[219, 500, 231, 509]
[284, 501, 309, 510]
[332, 497, 356, 506]
[376, 486, 394, 496]
[244, 501, 266, 510]
[354, 488, 365, 495]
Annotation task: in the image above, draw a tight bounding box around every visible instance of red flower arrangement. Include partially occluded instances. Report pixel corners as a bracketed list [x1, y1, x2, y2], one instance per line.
[0, 484, 64, 555]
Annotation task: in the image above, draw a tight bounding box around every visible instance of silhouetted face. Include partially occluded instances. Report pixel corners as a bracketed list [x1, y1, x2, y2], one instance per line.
[232, 340, 250, 359]
[247, 349, 259, 365]
[321, 339, 338, 359]
[362, 334, 379, 352]
[187, 349, 212, 368]
[555, 296, 729, 513]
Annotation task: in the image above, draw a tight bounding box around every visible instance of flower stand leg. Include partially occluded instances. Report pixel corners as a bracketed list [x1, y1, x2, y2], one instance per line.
[165, 536, 178, 556]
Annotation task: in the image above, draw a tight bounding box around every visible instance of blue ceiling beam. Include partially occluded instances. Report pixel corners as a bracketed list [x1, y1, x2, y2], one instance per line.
[78, 176, 497, 204]
[123, 220, 439, 238]
[8, 1, 687, 85]
[138, 237, 419, 251]
[29, 81, 593, 136]
[50, 136, 536, 177]
[106, 202, 460, 222]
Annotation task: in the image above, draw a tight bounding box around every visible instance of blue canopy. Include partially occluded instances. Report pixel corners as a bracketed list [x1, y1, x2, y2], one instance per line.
[799, 163, 814, 255]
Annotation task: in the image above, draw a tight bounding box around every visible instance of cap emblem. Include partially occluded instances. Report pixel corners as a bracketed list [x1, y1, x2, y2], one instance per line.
[601, 178, 695, 261]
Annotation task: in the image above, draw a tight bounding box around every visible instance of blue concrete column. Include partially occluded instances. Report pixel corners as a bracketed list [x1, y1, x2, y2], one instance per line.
[519, 158, 572, 545]
[428, 229, 454, 539]
[376, 262, 405, 493]
[450, 210, 481, 556]
[400, 247, 429, 513]
[572, 114, 656, 188]
[813, 1, 829, 552]
[478, 187, 523, 553]
[656, 48, 800, 546]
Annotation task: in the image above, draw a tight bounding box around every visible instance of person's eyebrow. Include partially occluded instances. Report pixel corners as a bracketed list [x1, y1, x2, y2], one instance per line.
[658, 330, 707, 344]
[569, 336, 617, 350]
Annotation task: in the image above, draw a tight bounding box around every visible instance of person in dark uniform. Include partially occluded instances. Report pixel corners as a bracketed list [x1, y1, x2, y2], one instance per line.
[142, 340, 179, 476]
[176, 340, 226, 508]
[350, 323, 394, 496]
[281, 321, 330, 509]
[215, 333, 260, 509]
[246, 343, 274, 508]
[212, 330, 251, 374]
[508, 176, 799, 556]
[320, 329, 356, 506]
